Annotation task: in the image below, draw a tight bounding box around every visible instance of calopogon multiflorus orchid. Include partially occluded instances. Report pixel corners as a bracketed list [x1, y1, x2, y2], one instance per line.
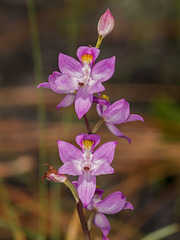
[38, 8, 144, 240]
[95, 97, 144, 143]
[38, 46, 115, 119]
[57, 133, 117, 207]
[86, 188, 133, 239]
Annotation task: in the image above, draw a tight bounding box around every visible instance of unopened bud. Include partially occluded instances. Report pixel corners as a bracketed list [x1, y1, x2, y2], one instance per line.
[97, 9, 115, 38]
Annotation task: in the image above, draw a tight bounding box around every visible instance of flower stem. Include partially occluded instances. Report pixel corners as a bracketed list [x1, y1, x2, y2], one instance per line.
[64, 180, 79, 204]
[87, 210, 96, 231]
[95, 35, 103, 49]
[64, 181, 90, 239]
[83, 114, 92, 134]
[92, 119, 104, 134]
[76, 201, 91, 240]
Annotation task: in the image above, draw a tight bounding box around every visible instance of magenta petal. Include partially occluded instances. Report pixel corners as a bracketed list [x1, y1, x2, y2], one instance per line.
[49, 72, 78, 94]
[91, 161, 114, 176]
[77, 173, 96, 207]
[58, 53, 83, 78]
[123, 202, 133, 210]
[58, 161, 82, 176]
[91, 56, 115, 82]
[93, 212, 111, 237]
[93, 96, 110, 106]
[76, 133, 101, 150]
[105, 122, 131, 144]
[37, 82, 50, 89]
[88, 82, 105, 94]
[103, 99, 130, 124]
[57, 140, 82, 163]
[77, 46, 100, 63]
[93, 141, 117, 164]
[96, 191, 126, 214]
[57, 93, 76, 109]
[96, 104, 103, 117]
[75, 87, 93, 119]
[125, 114, 144, 123]
[103, 236, 110, 240]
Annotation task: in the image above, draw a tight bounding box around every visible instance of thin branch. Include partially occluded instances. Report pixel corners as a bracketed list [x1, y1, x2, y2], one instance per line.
[83, 114, 92, 134]
[76, 201, 91, 240]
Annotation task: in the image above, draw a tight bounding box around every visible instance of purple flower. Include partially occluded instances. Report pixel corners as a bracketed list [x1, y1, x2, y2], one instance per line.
[87, 188, 133, 238]
[57, 134, 117, 207]
[38, 46, 115, 119]
[96, 98, 144, 143]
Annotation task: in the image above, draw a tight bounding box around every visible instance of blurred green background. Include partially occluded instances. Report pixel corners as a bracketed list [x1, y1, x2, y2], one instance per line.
[0, 0, 180, 239]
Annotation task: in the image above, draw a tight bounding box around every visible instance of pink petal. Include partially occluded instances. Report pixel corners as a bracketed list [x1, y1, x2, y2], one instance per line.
[49, 72, 78, 94]
[91, 56, 115, 82]
[102, 236, 110, 240]
[77, 46, 100, 63]
[123, 202, 133, 210]
[76, 133, 101, 151]
[103, 99, 130, 124]
[78, 173, 96, 207]
[58, 53, 83, 78]
[125, 114, 144, 123]
[91, 161, 114, 176]
[105, 122, 131, 144]
[93, 141, 117, 164]
[75, 87, 93, 119]
[96, 191, 126, 214]
[93, 212, 111, 237]
[58, 161, 82, 176]
[88, 81, 105, 94]
[96, 104, 103, 117]
[57, 93, 76, 109]
[37, 82, 50, 89]
[57, 140, 82, 163]
[93, 96, 110, 106]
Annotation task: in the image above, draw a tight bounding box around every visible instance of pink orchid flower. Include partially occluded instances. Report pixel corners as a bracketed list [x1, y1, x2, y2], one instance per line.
[87, 188, 133, 238]
[57, 133, 117, 207]
[96, 98, 144, 143]
[38, 46, 115, 119]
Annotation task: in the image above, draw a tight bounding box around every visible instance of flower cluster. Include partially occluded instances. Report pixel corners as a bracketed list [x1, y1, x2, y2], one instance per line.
[39, 9, 143, 240]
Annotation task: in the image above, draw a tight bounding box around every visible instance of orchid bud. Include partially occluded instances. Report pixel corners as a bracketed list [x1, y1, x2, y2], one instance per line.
[41, 164, 67, 183]
[97, 9, 115, 38]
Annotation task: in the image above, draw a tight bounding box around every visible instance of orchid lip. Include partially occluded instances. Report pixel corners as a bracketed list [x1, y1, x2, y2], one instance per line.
[84, 166, 90, 172]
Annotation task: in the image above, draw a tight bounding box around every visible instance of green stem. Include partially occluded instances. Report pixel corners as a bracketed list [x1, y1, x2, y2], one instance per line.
[141, 223, 180, 240]
[92, 119, 104, 134]
[87, 210, 96, 231]
[64, 180, 79, 204]
[95, 35, 103, 49]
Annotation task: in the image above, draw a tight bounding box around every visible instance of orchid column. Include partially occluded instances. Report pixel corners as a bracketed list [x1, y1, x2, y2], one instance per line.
[39, 9, 143, 240]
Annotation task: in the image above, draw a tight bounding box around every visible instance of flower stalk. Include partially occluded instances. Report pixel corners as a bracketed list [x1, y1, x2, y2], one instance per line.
[92, 119, 104, 134]
[76, 201, 91, 240]
[87, 210, 97, 231]
[64, 180, 79, 204]
[38, 8, 143, 240]
[95, 35, 103, 49]
[83, 114, 92, 134]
